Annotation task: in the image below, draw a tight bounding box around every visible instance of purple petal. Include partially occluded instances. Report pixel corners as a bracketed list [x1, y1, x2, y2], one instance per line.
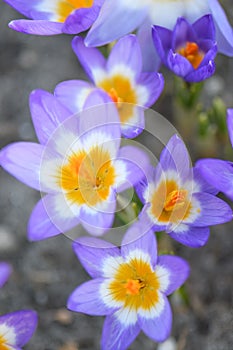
[0, 310, 38, 347]
[30, 89, 71, 145]
[193, 14, 215, 41]
[156, 255, 189, 295]
[121, 222, 157, 267]
[101, 313, 140, 350]
[120, 106, 145, 139]
[227, 108, 233, 147]
[116, 145, 150, 192]
[67, 278, 117, 316]
[28, 194, 80, 241]
[72, 36, 106, 82]
[63, 5, 102, 34]
[54, 80, 93, 114]
[195, 158, 233, 200]
[85, 1, 147, 47]
[167, 50, 193, 78]
[72, 237, 120, 278]
[168, 225, 210, 248]
[209, 0, 233, 56]
[9, 19, 63, 35]
[107, 35, 142, 78]
[137, 21, 161, 71]
[172, 17, 196, 50]
[82, 88, 112, 109]
[152, 25, 173, 63]
[135, 165, 155, 204]
[79, 202, 116, 236]
[191, 192, 232, 227]
[139, 294, 172, 343]
[159, 134, 191, 180]
[185, 60, 215, 83]
[138, 72, 164, 107]
[198, 44, 217, 67]
[0, 142, 44, 191]
[193, 166, 218, 195]
[0, 262, 12, 288]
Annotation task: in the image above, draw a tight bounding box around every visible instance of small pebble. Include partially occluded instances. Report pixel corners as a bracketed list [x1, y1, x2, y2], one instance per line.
[0, 225, 17, 252]
[157, 337, 177, 350]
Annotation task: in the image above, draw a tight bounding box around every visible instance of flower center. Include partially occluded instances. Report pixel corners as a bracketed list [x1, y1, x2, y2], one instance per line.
[60, 146, 115, 207]
[150, 179, 191, 223]
[178, 42, 204, 69]
[164, 189, 188, 211]
[108, 88, 124, 105]
[57, 0, 94, 22]
[98, 75, 137, 123]
[124, 278, 145, 295]
[109, 257, 160, 311]
[0, 335, 9, 350]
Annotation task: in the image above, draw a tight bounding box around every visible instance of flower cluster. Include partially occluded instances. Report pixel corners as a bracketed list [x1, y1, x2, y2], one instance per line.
[1, 0, 233, 349]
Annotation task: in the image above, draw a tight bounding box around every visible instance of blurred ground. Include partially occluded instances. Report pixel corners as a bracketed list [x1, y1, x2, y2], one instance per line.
[0, 2, 233, 350]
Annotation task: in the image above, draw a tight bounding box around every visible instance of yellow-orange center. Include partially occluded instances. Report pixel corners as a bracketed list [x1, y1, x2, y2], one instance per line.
[60, 147, 115, 206]
[151, 180, 191, 223]
[0, 335, 9, 350]
[124, 278, 145, 295]
[164, 189, 188, 212]
[57, 0, 94, 22]
[98, 75, 137, 123]
[109, 258, 160, 311]
[178, 42, 204, 69]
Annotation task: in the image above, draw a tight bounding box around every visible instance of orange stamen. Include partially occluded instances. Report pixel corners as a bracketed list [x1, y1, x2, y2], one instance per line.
[178, 42, 204, 69]
[108, 88, 123, 104]
[164, 189, 188, 212]
[124, 279, 145, 295]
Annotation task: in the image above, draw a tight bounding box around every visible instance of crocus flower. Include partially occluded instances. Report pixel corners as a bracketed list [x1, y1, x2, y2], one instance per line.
[196, 109, 233, 200]
[152, 15, 217, 83]
[4, 0, 104, 35]
[0, 89, 150, 240]
[136, 134, 232, 248]
[0, 310, 37, 349]
[55, 34, 164, 138]
[0, 262, 11, 288]
[67, 223, 190, 349]
[85, 0, 233, 71]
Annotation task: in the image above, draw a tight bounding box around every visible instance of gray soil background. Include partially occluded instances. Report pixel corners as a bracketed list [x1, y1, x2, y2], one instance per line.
[0, 2, 233, 350]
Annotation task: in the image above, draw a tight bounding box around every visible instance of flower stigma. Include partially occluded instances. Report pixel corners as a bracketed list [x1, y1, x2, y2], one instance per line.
[164, 189, 188, 211]
[177, 42, 204, 69]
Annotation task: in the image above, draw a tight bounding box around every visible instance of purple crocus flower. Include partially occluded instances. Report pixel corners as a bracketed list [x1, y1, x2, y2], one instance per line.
[0, 262, 11, 288]
[67, 223, 190, 349]
[152, 15, 217, 82]
[85, 0, 233, 71]
[4, 0, 104, 35]
[55, 34, 164, 138]
[196, 109, 233, 200]
[0, 89, 150, 240]
[136, 134, 232, 248]
[0, 310, 37, 349]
